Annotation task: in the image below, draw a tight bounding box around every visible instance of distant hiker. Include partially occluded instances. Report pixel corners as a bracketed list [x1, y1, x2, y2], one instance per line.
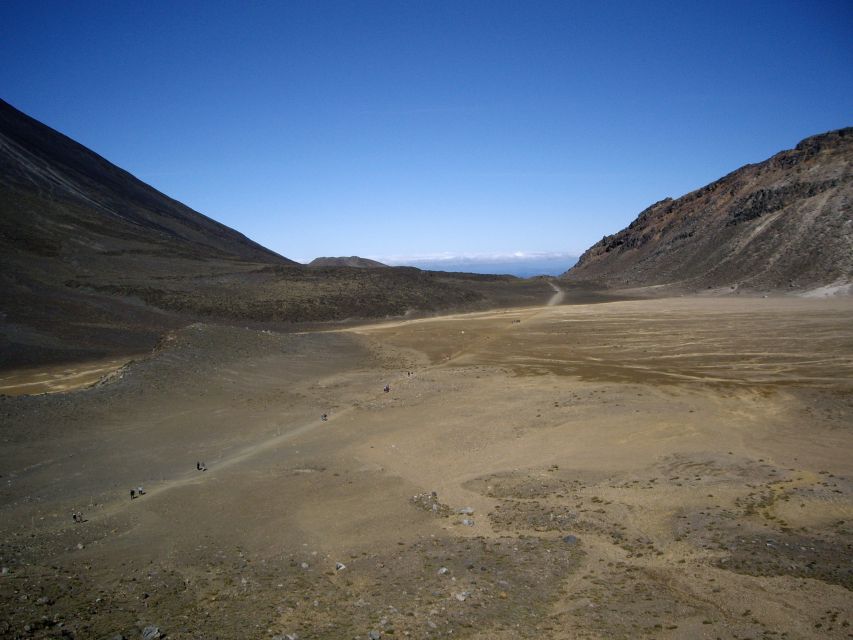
[137, 485, 145, 495]
[384, 384, 390, 393]
[130, 489, 136, 500]
[196, 461, 201, 471]
[321, 413, 328, 422]
[72, 512, 79, 523]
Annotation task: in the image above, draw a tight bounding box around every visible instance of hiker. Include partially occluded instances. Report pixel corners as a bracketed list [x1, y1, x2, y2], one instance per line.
[137, 485, 145, 496]
[130, 489, 136, 500]
[384, 384, 390, 393]
[72, 512, 78, 523]
[196, 461, 201, 471]
[321, 413, 328, 422]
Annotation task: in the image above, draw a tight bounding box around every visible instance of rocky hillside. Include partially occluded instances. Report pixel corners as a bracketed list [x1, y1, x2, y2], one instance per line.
[563, 128, 852, 292]
[308, 256, 388, 268]
[0, 99, 551, 368]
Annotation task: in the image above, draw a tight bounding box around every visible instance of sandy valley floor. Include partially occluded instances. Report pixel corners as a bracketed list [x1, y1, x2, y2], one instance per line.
[0, 296, 851, 639]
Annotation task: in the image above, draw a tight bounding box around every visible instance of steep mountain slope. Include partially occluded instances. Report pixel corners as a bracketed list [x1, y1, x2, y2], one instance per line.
[0, 100, 551, 368]
[308, 256, 388, 268]
[0, 99, 291, 267]
[563, 128, 852, 292]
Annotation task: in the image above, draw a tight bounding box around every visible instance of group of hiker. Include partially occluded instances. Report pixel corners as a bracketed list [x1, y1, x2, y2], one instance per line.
[73, 372, 414, 523]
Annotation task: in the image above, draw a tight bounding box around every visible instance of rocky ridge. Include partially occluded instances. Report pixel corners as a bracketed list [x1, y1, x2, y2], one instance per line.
[563, 128, 853, 293]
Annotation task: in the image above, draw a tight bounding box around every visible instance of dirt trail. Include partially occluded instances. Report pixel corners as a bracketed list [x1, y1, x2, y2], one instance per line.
[2, 296, 852, 640]
[546, 280, 565, 305]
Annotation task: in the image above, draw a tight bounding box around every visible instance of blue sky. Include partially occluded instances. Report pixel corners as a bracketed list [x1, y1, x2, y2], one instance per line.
[2, 1, 851, 264]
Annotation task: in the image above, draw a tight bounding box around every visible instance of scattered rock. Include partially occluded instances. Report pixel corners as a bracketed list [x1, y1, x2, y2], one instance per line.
[141, 625, 161, 640]
[368, 631, 381, 640]
[562, 535, 579, 545]
[454, 591, 470, 602]
[335, 562, 346, 572]
[461, 518, 475, 526]
[410, 491, 452, 517]
[437, 567, 449, 575]
[458, 507, 474, 515]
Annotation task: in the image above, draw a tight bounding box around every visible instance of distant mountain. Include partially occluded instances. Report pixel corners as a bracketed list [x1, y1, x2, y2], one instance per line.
[0, 100, 552, 368]
[563, 128, 852, 293]
[308, 256, 388, 268]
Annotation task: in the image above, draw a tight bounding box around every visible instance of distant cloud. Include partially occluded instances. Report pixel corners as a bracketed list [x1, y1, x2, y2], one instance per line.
[377, 250, 577, 266]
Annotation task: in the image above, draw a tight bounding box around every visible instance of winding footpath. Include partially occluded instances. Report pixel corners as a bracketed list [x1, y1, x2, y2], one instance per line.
[546, 280, 565, 306]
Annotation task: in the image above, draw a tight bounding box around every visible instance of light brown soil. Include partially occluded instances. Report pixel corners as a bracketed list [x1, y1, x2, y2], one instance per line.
[0, 357, 141, 396]
[0, 297, 851, 639]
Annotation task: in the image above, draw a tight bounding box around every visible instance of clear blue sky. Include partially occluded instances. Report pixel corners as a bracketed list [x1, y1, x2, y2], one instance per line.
[2, 1, 851, 263]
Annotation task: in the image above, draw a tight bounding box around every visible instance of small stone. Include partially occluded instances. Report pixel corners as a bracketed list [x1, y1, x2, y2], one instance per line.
[368, 631, 381, 640]
[335, 562, 346, 571]
[36, 596, 53, 605]
[300, 562, 309, 569]
[141, 625, 161, 640]
[76, 543, 84, 550]
[458, 507, 474, 515]
[454, 591, 469, 602]
[461, 518, 474, 526]
[562, 535, 579, 545]
[437, 567, 449, 575]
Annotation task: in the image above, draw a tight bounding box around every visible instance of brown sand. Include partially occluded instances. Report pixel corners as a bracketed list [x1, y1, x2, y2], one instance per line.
[0, 297, 851, 639]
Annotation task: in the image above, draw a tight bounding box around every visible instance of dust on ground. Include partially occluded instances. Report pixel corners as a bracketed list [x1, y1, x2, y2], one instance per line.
[1, 297, 851, 639]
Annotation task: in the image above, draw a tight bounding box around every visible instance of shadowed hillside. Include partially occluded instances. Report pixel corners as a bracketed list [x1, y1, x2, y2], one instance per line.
[563, 128, 852, 293]
[0, 100, 550, 368]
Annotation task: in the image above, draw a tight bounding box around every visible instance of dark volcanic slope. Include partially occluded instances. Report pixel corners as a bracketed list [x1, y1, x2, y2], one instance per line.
[0, 99, 290, 266]
[0, 98, 295, 367]
[0, 100, 551, 368]
[564, 128, 852, 292]
[308, 256, 388, 268]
